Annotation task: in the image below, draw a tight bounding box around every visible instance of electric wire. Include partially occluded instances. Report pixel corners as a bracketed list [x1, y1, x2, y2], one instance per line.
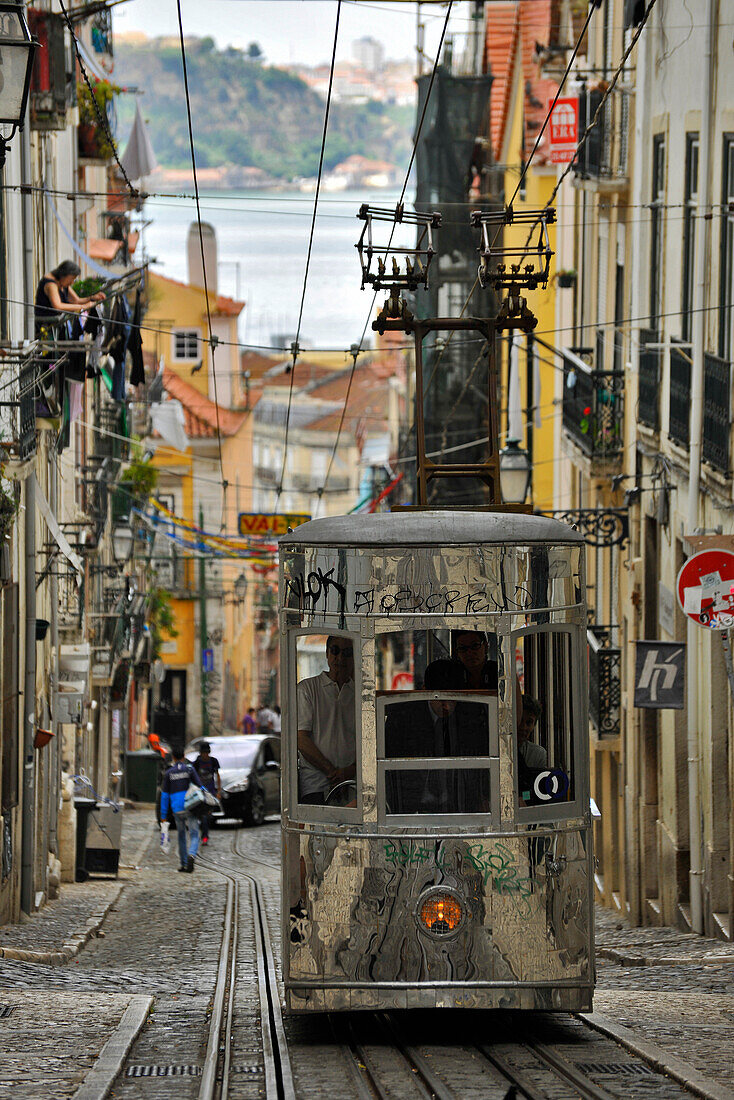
[58, 0, 140, 200]
[276, 0, 342, 510]
[175, 0, 226, 519]
[319, 0, 454, 505]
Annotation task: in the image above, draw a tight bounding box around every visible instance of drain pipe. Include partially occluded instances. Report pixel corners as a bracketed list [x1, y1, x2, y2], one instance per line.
[686, 0, 717, 935]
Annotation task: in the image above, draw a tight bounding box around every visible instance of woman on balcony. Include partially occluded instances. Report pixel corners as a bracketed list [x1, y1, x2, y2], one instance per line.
[34, 260, 105, 336]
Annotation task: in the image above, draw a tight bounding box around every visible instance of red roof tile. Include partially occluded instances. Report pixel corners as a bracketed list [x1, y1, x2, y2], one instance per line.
[163, 367, 247, 439]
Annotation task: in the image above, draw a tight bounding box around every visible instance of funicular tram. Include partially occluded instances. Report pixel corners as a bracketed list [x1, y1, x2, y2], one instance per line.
[277, 203, 594, 1013]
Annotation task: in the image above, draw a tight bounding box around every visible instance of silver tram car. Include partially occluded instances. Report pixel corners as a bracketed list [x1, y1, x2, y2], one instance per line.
[279, 510, 594, 1013]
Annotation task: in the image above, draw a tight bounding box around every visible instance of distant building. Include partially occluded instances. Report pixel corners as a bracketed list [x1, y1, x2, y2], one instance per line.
[352, 36, 384, 74]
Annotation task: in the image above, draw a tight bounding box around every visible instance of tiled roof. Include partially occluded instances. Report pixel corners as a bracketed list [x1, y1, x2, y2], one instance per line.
[163, 367, 247, 438]
[151, 271, 245, 316]
[485, 0, 557, 165]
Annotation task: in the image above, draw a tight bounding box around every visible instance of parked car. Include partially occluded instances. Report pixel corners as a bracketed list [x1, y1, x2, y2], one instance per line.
[185, 734, 280, 826]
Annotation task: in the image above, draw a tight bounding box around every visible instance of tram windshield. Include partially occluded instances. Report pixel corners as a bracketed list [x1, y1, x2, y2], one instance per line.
[375, 628, 499, 692]
[514, 629, 576, 809]
[295, 633, 358, 810]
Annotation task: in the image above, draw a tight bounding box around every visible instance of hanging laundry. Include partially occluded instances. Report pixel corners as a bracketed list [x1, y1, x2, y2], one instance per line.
[128, 288, 145, 388]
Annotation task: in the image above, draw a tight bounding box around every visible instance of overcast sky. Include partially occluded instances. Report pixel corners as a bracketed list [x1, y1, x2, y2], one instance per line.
[113, 0, 469, 68]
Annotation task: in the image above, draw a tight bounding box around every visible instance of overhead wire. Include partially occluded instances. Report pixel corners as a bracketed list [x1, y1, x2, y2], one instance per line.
[175, 0, 226, 524]
[319, 0, 454, 507]
[275, 1, 342, 511]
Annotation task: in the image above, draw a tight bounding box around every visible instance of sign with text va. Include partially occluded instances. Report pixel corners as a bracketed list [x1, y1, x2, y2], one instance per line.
[238, 512, 311, 536]
[634, 641, 685, 709]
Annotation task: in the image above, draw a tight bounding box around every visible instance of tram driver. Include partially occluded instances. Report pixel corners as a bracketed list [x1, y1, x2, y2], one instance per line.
[296, 636, 356, 805]
[385, 659, 489, 814]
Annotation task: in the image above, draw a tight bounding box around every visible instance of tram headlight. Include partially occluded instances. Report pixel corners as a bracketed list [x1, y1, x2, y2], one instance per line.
[417, 890, 464, 936]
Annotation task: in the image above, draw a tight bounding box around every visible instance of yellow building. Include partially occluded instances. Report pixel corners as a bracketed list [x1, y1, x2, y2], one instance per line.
[485, 1, 559, 509]
[142, 265, 257, 738]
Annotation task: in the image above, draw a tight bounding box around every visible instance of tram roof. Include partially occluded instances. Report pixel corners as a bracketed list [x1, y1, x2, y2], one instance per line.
[279, 510, 583, 548]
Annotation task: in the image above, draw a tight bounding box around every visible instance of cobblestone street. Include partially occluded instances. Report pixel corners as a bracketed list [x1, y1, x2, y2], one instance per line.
[1, 805, 733, 1099]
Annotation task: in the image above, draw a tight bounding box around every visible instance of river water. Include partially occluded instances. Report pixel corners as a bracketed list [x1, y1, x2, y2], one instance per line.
[141, 187, 402, 354]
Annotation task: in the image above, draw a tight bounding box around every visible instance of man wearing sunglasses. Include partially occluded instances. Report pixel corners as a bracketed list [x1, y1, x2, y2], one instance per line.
[297, 636, 356, 805]
[453, 630, 498, 691]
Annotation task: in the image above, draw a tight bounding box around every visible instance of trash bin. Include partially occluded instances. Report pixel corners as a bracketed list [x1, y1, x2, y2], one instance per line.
[123, 749, 160, 803]
[73, 797, 98, 882]
[85, 803, 123, 876]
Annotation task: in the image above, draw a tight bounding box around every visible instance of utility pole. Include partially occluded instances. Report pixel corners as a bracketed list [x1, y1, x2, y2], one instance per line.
[199, 505, 209, 738]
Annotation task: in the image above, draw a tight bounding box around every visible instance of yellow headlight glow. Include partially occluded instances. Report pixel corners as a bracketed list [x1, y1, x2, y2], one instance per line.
[419, 891, 463, 934]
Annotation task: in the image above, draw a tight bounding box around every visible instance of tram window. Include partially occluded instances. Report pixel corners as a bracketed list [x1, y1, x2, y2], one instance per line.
[385, 767, 490, 815]
[375, 629, 498, 692]
[384, 694, 490, 758]
[295, 634, 357, 808]
[514, 630, 575, 808]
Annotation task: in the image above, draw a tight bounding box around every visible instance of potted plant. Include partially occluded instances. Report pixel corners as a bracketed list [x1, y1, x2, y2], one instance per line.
[77, 79, 121, 159]
[556, 269, 577, 288]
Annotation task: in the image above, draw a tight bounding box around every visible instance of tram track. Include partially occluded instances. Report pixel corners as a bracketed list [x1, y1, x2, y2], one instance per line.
[194, 830, 295, 1100]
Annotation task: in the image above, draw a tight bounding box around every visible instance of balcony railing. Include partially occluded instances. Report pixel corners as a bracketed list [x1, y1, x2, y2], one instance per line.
[703, 351, 731, 475]
[574, 88, 630, 183]
[0, 347, 37, 461]
[638, 329, 661, 431]
[587, 625, 621, 739]
[669, 341, 692, 448]
[562, 348, 623, 461]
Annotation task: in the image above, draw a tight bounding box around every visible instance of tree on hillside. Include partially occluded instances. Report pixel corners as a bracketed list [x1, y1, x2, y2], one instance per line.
[246, 42, 264, 62]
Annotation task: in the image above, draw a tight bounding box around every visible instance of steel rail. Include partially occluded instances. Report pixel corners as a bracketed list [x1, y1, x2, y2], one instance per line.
[197, 830, 295, 1100]
[193, 871, 236, 1100]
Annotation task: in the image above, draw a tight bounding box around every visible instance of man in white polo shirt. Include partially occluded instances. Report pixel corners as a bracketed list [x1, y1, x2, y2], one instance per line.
[297, 636, 356, 805]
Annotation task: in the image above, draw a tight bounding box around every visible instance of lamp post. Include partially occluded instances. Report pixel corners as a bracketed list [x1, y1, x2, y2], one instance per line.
[0, 4, 37, 167]
[499, 438, 532, 505]
[112, 522, 134, 565]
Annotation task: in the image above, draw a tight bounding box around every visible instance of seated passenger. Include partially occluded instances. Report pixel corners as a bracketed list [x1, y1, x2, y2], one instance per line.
[518, 694, 547, 768]
[297, 636, 356, 805]
[452, 629, 498, 691]
[385, 659, 488, 814]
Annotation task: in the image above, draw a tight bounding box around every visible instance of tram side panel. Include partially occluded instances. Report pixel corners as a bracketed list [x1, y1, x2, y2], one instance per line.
[278, 518, 593, 1012]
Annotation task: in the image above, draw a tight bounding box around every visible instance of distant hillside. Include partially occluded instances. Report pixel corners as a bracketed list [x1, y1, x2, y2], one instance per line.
[114, 36, 414, 180]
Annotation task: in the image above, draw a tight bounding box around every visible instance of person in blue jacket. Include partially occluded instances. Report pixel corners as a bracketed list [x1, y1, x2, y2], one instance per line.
[160, 748, 204, 873]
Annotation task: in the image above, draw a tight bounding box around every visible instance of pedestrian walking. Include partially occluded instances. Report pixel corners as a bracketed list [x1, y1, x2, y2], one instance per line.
[160, 748, 204, 873]
[192, 741, 222, 845]
[242, 707, 256, 736]
[271, 705, 282, 734]
[257, 704, 276, 733]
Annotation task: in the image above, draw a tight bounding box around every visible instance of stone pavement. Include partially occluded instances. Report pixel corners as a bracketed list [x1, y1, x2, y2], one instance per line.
[1, 810, 734, 1098]
[592, 905, 734, 1096]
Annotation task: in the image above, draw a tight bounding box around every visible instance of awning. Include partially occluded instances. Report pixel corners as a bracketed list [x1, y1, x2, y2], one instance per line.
[34, 475, 83, 579]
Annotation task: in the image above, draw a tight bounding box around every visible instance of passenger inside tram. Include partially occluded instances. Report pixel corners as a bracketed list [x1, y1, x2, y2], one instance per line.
[296, 635, 356, 806]
[384, 659, 490, 815]
[451, 629, 498, 690]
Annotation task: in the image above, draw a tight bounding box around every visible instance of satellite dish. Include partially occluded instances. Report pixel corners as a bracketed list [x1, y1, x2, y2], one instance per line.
[153, 658, 166, 684]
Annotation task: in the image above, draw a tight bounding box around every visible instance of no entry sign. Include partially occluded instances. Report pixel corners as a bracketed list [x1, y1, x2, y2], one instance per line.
[677, 549, 734, 629]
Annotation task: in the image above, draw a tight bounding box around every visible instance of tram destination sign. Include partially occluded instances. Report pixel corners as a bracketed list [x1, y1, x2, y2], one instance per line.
[634, 641, 685, 710]
[238, 512, 310, 536]
[677, 548, 734, 630]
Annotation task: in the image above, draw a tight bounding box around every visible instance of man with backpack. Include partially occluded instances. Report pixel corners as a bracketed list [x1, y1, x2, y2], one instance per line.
[192, 741, 222, 845]
[160, 748, 204, 873]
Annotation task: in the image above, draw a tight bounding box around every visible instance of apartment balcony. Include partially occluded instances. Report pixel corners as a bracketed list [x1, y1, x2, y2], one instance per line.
[638, 330, 661, 432]
[587, 625, 621, 740]
[0, 346, 38, 462]
[702, 351, 731, 475]
[573, 88, 630, 191]
[562, 347, 623, 471]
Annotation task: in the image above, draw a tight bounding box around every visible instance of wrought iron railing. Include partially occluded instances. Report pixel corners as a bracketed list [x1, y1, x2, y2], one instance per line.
[703, 351, 731, 474]
[638, 329, 660, 431]
[574, 89, 630, 182]
[562, 350, 624, 461]
[587, 625, 621, 739]
[669, 341, 692, 448]
[0, 347, 37, 461]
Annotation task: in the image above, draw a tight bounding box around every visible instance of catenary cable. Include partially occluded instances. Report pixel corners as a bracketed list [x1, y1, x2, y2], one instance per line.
[176, 0, 226, 518]
[275, 0, 342, 510]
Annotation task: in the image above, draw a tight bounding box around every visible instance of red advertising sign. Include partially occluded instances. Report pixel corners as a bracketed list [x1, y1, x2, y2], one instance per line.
[676, 549, 734, 629]
[548, 97, 579, 164]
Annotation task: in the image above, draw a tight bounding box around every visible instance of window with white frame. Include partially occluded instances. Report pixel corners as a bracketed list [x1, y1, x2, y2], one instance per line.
[719, 135, 734, 361]
[172, 329, 200, 361]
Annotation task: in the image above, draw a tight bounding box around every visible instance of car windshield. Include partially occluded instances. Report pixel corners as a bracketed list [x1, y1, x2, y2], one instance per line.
[201, 741, 261, 770]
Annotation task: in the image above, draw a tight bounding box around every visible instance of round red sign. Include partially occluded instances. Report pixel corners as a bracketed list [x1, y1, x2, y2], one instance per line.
[677, 549, 734, 629]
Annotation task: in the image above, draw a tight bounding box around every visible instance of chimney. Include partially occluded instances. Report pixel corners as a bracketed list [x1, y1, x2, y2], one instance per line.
[187, 221, 218, 295]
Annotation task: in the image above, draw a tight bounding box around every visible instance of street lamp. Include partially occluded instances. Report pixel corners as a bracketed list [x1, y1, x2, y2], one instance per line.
[112, 522, 134, 564]
[0, 5, 38, 167]
[499, 438, 532, 505]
